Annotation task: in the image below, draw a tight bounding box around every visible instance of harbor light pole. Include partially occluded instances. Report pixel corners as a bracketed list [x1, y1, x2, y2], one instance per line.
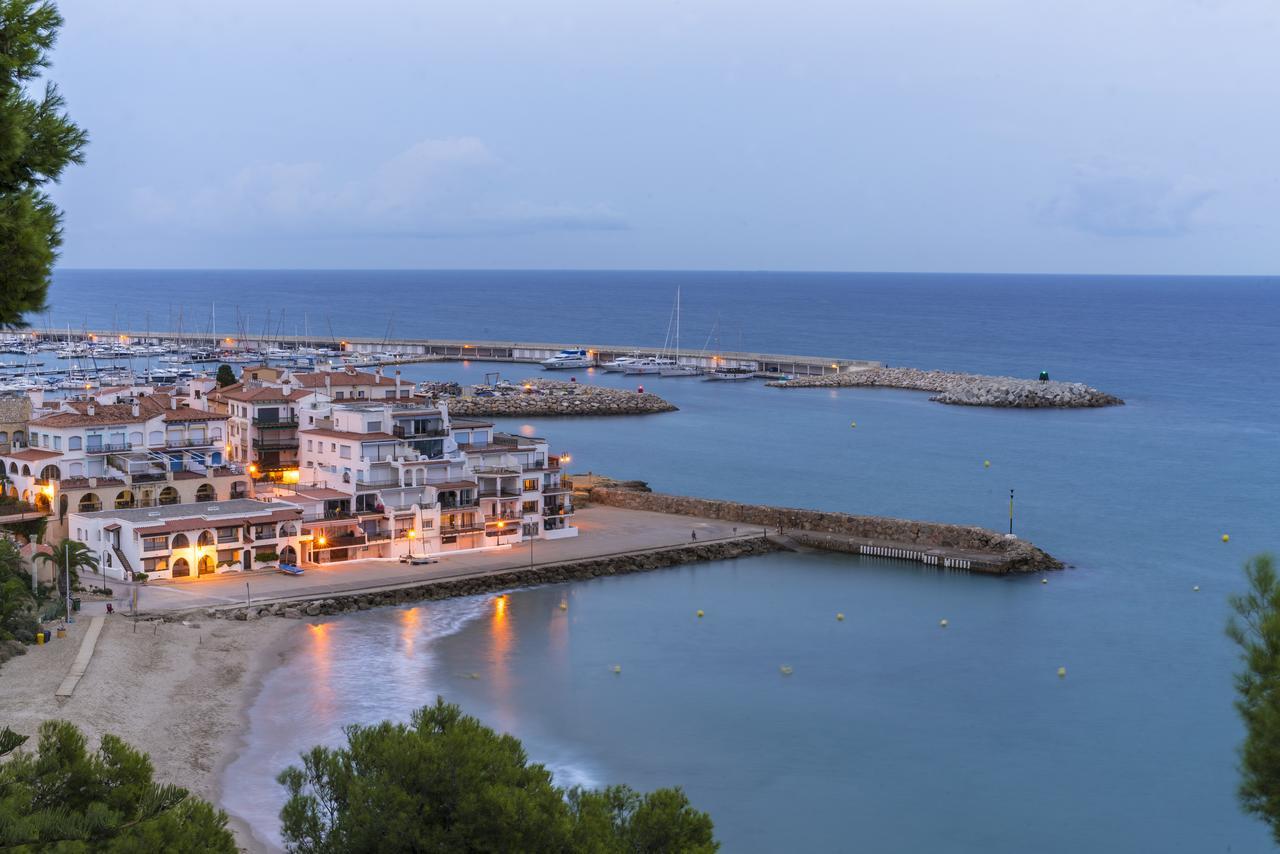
[408, 528, 416, 557]
[1009, 489, 1015, 536]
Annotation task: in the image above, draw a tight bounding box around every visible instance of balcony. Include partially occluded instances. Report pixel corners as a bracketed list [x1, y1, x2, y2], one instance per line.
[485, 514, 523, 525]
[86, 442, 131, 454]
[440, 498, 480, 510]
[441, 522, 485, 535]
[253, 438, 300, 451]
[355, 477, 402, 489]
[366, 530, 392, 542]
[478, 489, 522, 499]
[542, 506, 575, 517]
[165, 437, 216, 449]
[253, 416, 299, 428]
[393, 424, 447, 439]
[473, 465, 521, 476]
[300, 510, 355, 523]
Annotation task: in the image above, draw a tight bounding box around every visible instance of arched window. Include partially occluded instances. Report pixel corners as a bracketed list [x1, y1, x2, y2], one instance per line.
[159, 486, 179, 505]
[11, 430, 23, 446]
[197, 530, 213, 547]
[279, 522, 297, 537]
[195, 483, 216, 502]
[172, 533, 189, 549]
[34, 492, 50, 512]
[68, 436, 81, 450]
[171, 557, 190, 578]
[7, 463, 15, 474]
[198, 555, 214, 575]
[280, 545, 298, 565]
[78, 493, 101, 512]
[39, 464, 61, 481]
[20, 465, 30, 476]
[114, 490, 134, 509]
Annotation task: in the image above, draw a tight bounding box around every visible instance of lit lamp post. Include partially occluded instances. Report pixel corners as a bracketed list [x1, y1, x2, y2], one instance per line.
[407, 528, 416, 557]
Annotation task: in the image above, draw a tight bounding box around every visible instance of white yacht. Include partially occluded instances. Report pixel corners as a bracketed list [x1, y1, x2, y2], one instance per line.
[540, 348, 593, 370]
[622, 357, 677, 375]
[599, 355, 646, 371]
[705, 363, 759, 382]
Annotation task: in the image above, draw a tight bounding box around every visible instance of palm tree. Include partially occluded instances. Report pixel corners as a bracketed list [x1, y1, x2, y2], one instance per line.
[34, 538, 99, 599]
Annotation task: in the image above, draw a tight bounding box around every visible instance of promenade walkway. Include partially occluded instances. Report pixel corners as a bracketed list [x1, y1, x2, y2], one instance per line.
[108, 506, 760, 614]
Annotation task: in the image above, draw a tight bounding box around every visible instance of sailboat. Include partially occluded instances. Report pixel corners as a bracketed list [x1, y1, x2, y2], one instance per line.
[660, 287, 703, 377]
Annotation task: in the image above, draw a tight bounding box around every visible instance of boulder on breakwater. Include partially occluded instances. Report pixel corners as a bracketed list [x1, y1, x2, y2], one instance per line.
[447, 379, 678, 417]
[767, 367, 1123, 408]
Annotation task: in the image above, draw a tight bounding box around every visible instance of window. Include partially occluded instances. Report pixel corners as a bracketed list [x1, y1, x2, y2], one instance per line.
[142, 535, 168, 552]
[69, 436, 81, 450]
[335, 391, 345, 399]
[522, 501, 538, 514]
[53, 436, 61, 450]
[254, 524, 276, 540]
[454, 431, 470, 445]
[474, 431, 490, 443]
[216, 526, 239, 543]
[523, 479, 538, 492]
[368, 421, 382, 432]
[143, 557, 168, 573]
[339, 446, 351, 459]
[421, 518, 433, 529]
[306, 440, 313, 451]
[172, 533, 190, 549]
[29, 432, 39, 446]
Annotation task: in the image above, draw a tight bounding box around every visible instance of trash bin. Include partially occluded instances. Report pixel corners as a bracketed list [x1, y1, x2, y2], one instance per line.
[71, 597, 81, 613]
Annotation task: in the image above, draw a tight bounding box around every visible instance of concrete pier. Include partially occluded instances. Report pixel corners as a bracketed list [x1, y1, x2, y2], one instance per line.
[69, 330, 883, 378]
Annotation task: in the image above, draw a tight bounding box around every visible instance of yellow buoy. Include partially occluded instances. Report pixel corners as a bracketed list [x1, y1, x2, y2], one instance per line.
[1057, 666, 1067, 678]
[939, 618, 948, 628]
[696, 609, 704, 618]
[1222, 534, 1230, 543]
[612, 665, 621, 674]
[836, 612, 845, 621]
[983, 460, 991, 468]
[779, 665, 793, 676]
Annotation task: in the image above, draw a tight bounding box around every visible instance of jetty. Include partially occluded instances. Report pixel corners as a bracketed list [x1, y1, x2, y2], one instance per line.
[70, 330, 882, 379]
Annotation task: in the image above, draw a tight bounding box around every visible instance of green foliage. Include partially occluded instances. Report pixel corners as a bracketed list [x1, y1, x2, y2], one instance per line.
[278, 697, 718, 854]
[215, 364, 236, 387]
[0, 538, 38, 642]
[0, 719, 237, 851]
[0, 0, 88, 329]
[33, 537, 97, 598]
[1228, 553, 1280, 843]
[255, 550, 279, 563]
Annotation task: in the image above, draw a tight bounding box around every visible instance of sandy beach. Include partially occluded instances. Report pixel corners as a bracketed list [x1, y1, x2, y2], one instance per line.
[0, 614, 300, 852]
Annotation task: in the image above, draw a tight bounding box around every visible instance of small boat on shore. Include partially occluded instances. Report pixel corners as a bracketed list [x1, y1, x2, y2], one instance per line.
[541, 348, 593, 369]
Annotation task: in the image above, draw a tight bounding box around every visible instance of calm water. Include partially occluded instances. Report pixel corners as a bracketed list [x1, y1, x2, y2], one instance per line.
[48, 270, 1280, 851]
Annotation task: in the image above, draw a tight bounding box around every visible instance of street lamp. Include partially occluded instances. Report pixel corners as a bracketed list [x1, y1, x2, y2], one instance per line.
[407, 528, 416, 556]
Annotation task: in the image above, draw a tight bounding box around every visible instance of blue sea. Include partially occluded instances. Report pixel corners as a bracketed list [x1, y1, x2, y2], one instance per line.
[50, 269, 1280, 851]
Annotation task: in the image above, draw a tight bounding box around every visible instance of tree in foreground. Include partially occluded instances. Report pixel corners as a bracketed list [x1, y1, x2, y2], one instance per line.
[0, 720, 236, 851]
[0, 0, 88, 329]
[215, 363, 236, 387]
[278, 697, 718, 853]
[1227, 553, 1280, 843]
[34, 536, 98, 599]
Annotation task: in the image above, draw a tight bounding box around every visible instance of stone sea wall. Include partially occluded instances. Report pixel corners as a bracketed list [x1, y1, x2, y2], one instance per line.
[767, 367, 1123, 408]
[588, 487, 1061, 572]
[187, 537, 777, 621]
[447, 379, 677, 417]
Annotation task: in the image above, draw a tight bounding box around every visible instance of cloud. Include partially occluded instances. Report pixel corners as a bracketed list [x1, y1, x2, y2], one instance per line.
[129, 137, 626, 239]
[1039, 160, 1216, 238]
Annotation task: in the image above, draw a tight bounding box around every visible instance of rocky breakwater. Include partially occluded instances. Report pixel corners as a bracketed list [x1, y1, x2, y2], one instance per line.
[767, 367, 1123, 408]
[181, 538, 778, 622]
[587, 484, 1062, 573]
[448, 379, 678, 417]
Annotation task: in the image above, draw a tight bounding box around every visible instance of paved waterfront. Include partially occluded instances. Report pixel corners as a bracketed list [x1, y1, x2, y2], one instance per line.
[105, 507, 760, 613]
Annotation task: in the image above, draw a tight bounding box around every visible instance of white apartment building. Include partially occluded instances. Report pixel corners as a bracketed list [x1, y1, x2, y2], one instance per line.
[68, 498, 305, 580]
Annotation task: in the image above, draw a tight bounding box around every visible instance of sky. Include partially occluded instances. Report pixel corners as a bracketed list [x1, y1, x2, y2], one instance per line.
[45, 0, 1280, 274]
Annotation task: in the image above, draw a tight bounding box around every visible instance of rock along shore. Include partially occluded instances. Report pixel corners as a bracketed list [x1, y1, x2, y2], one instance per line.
[767, 367, 1123, 408]
[586, 483, 1062, 573]
[180, 537, 776, 621]
[446, 379, 678, 417]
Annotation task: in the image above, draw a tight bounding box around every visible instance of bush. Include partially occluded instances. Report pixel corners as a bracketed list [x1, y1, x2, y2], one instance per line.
[255, 551, 279, 564]
[132, 571, 148, 583]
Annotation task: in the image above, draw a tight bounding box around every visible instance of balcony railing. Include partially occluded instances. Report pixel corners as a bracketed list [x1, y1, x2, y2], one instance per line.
[355, 477, 402, 489]
[86, 442, 131, 454]
[300, 510, 355, 522]
[165, 437, 215, 449]
[542, 506, 575, 517]
[485, 514, 523, 525]
[441, 522, 485, 535]
[440, 498, 480, 510]
[393, 425, 447, 439]
[253, 416, 299, 428]
[478, 488, 522, 499]
[253, 438, 300, 451]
